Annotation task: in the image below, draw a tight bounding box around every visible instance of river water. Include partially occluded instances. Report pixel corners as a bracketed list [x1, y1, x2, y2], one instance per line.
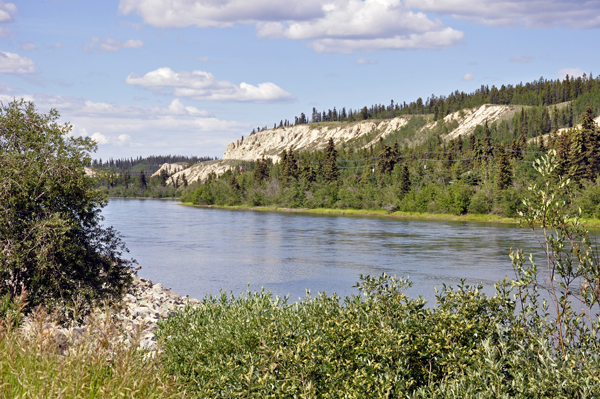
[102, 199, 542, 304]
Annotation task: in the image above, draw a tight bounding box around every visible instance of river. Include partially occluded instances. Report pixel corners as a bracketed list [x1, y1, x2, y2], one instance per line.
[102, 199, 542, 304]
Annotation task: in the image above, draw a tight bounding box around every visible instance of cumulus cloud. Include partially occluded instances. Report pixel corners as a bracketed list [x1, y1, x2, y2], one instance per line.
[126, 67, 295, 103]
[356, 58, 378, 65]
[84, 37, 144, 53]
[119, 0, 464, 53]
[510, 55, 534, 63]
[558, 67, 585, 79]
[0, 92, 248, 157]
[404, 0, 600, 29]
[0, 49, 37, 73]
[462, 72, 475, 81]
[0, 1, 16, 37]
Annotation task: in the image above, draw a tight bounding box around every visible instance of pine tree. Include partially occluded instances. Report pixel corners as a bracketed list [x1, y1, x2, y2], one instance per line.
[139, 169, 147, 190]
[182, 173, 188, 187]
[254, 156, 269, 183]
[399, 163, 411, 196]
[582, 106, 600, 179]
[160, 169, 168, 187]
[569, 127, 587, 181]
[300, 158, 315, 184]
[495, 146, 512, 190]
[323, 138, 339, 182]
[123, 170, 129, 189]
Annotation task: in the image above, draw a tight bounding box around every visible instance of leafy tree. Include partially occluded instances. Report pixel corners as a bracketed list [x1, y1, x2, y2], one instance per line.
[0, 100, 134, 313]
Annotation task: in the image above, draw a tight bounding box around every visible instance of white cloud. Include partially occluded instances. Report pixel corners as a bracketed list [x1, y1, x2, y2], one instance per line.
[0, 93, 248, 157]
[404, 0, 600, 29]
[462, 72, 475, 81]
[0, 1, 16, 37]
[558, 67, 585, 79]
[0, 1, 16, 23]
[119, 0, 464, 53]
[0, 49, 37, 73]
[84, 37, 144, 53]
[19, 41, 37, 51]
[126, 67, 295, 103]
[356, 58, 378, 65]
[510, 55, 534, 63]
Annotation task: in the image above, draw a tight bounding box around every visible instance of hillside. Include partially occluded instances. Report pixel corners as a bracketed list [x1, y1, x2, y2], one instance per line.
[165, 104, 518, 185]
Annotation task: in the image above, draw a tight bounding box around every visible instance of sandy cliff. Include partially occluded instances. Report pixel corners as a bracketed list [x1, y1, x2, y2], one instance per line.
[151, 162, 187, 178]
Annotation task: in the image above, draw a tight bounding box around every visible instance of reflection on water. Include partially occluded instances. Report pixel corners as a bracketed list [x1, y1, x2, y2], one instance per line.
[102, 199, 542, 304]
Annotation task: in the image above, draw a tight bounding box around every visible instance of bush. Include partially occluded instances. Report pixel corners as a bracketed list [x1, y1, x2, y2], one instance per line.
[0, 100, 134, 315]
[157, 275, 514, 397]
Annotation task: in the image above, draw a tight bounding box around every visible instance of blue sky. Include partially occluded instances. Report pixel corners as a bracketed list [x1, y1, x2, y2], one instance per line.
[0, 0, 598, 159]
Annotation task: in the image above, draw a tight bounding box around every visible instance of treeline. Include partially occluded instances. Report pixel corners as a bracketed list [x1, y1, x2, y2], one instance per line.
[253, 74, 600, 134]
[92, 154, 214, 175]
[186, 105, 600, 219]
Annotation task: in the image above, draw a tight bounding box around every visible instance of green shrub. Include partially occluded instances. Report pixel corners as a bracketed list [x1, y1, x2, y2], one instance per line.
[0, 100, 133, 315]
[157, 275, 514, 397]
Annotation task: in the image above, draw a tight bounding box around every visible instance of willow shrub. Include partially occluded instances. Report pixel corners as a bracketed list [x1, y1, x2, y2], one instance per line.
[157, 275, 515, 398]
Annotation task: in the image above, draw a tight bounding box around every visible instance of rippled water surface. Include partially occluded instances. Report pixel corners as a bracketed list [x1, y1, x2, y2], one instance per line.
[102, 199, 542, 303]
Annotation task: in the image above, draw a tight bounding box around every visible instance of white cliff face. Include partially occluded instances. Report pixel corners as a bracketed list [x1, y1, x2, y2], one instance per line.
[440, 104, 517, 141]
[223, 117, 412, 162]
[151, 162, 187, 178]
[166, 160, 237, 185]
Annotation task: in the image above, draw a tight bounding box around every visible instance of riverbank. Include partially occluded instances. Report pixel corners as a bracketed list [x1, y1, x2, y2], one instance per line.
[180, 202, 520, 224]
[180, 202, 600, 227]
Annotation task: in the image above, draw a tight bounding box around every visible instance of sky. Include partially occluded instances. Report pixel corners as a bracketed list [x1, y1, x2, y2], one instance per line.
[0, 0, 599, 160]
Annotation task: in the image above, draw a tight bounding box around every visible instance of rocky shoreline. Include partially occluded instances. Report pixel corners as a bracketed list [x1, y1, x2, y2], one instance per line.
[20, 275, 199, 356]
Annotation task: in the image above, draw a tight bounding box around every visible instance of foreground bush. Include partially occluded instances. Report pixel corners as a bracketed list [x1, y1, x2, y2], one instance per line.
[158, 276, 518, 397]
[0, 100, 134, 314]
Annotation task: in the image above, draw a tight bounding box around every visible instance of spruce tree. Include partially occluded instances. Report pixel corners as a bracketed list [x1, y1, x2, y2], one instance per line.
[160, 169, 168, 187]
[582, 106, 600, 179]
[399, 164, 411, 196]
[300, 158, 316, 184]
[139, 169, 147, 190]
[569, 127, 587, 181]
[495, 146, 512, 190]
[182, 172, 188, 187]
[323, 138, 339, 182]
[254, 156, 269, 183]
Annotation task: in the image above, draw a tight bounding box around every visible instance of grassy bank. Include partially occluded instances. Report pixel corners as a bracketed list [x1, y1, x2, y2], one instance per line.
[180, 202, 520, 224]
[181, 202, 600, 228]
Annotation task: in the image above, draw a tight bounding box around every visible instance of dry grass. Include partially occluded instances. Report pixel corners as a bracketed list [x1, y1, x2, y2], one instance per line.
[0, 298, 185, 399]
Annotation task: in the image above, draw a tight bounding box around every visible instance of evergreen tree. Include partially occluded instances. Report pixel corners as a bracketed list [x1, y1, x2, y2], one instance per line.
[495, 146, 512, 190]
[123, 170, 129, 189]
[376, 139, 397, 176]
[323, 138, 339, 182]
[160, 169, 169, 187]
[399, 164, 411, 196]
[139, 169, 147, 190]
[569, 127, 587, 181]
[230, 172, 240, 191]
[182, 173, 188, 188]
[300, 158, 316, 184]
[254, 156, 269, 183]
[582, 106, 600, 179]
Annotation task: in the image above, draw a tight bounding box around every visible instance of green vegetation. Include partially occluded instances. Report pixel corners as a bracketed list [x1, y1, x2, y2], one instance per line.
[0, 100, 134, 316]
[159, 150, 600, 397]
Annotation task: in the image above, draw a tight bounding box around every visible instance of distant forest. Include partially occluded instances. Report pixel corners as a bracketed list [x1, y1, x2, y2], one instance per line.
[92, 155, 216, 175]
[255, 74, 600, 133]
